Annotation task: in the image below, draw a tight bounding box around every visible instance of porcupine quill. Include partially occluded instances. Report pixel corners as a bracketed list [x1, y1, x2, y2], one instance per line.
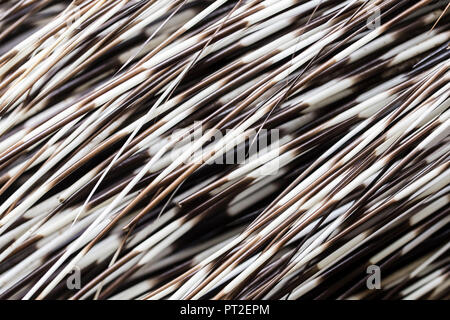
[0, 0, 448, 301]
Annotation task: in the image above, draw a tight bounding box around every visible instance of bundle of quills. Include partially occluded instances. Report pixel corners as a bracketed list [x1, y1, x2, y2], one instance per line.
[0, 0, 448, 301]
